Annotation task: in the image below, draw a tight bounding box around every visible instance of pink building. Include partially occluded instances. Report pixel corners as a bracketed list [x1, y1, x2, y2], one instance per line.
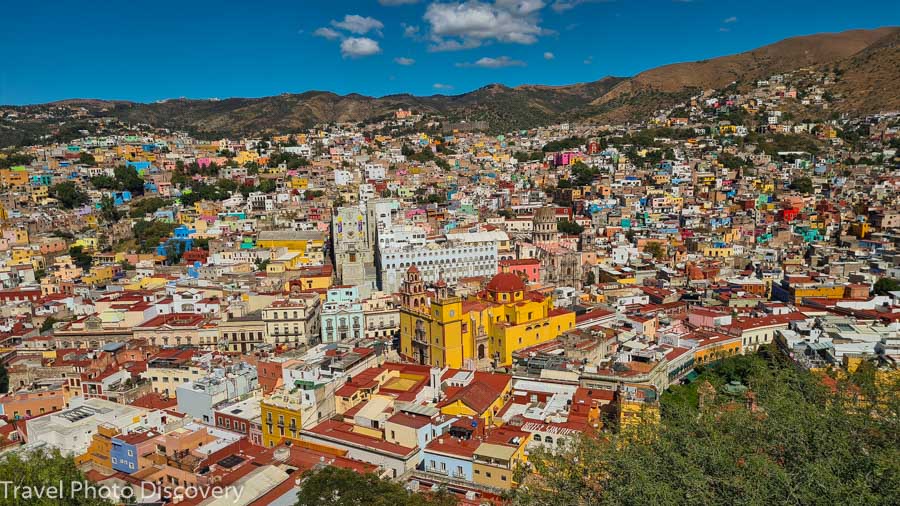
[688, 307, 732, 329]
[498, 258, 541, 283]
[553, 151, 580, 166]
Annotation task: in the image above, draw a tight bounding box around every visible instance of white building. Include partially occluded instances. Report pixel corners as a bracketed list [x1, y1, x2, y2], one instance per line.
[25, 397, 149, 455]
[379, 233, 499, 293]
[334, 169, 354, 186]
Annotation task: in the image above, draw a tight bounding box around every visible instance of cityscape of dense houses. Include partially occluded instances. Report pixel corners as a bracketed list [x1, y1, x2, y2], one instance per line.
[0, 72, 898, 505]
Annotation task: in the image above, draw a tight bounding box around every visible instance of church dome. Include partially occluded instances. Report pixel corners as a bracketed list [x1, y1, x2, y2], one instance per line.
[486, 272, 525, 293]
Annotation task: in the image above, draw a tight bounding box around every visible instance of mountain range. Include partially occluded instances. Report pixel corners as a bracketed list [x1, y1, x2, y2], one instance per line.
[3, 27, 899, 144]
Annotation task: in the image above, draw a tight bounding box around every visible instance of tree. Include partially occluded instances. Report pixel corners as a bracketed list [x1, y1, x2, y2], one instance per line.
[873, 277, 900, 296]
[557, 220, 584, 235]
[789, 176, 814, 194]
[644, 241, 666, 260]
[165, 242, 184, 265]
[50, 182, 89, 209]
[584, 270, 596, 286]
[132, 220, 177, 253]
[515, 351, 900, 506]
[68, 245, 93, 271]
[90, 175, 118, 190]
[78, 152, 96, 165]
[0, 449, 115, 505]
[114, 165, 145, 196]
[257, 179, 277, 193]
[129, 197, 172, 218]
[569, 161, 599, 186]
[41, 317, 59, 333]
[541, 136, 586, 152]
[0, 151, 34, 168]
[99, 196, 122, 222]
[294, 466, 455, 506]
[0, 362, 7, 393]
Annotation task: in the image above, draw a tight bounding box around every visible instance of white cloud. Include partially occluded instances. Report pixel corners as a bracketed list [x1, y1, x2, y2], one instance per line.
[402, 23, 423, 39]
[433, 83, 454, 90]
[723, 16, 737, 23]
[456, 55, 526, 68]
[551, 0, 611, 12]
[332, 15, 384, 35]
[394, 57, 416, 65]
[551, 0, 580, 11]
[379, 0, 419, 4]
[583, 55, 592, 64]
[313, 27, 342, 40]
[543, 51, 554, 60]
[424, 0, 548, 52]
[341, 37, 382, 58]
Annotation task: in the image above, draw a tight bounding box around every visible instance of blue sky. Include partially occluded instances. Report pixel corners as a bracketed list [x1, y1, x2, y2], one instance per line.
[1, 0, 898, 104]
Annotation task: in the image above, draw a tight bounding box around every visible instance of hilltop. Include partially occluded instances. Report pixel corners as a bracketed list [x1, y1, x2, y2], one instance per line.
[1, 27, 898, 145]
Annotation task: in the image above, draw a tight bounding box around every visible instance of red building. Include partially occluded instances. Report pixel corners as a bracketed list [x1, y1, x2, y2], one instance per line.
[257, 359, 284, 394]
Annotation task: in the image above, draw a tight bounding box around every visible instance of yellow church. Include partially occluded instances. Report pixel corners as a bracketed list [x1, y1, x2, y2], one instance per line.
[399, 266, 575, 370]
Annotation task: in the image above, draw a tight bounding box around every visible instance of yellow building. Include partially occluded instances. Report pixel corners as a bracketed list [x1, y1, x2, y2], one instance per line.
[0, 169, 30, 188]
[73, 237, 99, 251]
[399, 268, 575, 369]
[76, 424, 119, 470]
[284, 265, 334, 292]
[260, 390, 303, 448]
[436, 372, 511, 427]
[235, 150, 259, 166]
[124, 276, 169, 291]
[693, 332, 743, 366]
[471, 428, 531, 490]
[30, 185, 49, 203]
[849, 221, 870, 239]
[82, 264, 121, 286]
[257, 231, 325, 264]
[10, 247, 34, 266]
[786, 284, 845, 304]
[289, 176, 309, 190]
[702, 242, 734, 258]
[616, 384, 660, 434]
[5, 227, 29, 246]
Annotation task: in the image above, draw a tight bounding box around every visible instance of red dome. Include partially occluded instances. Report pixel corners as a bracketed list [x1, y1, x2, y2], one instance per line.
[486, 272, 525, 293]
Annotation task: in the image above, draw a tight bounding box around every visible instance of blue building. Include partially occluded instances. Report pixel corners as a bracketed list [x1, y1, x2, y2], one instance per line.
[320, 286, 364, 343]
[30, 173, 52, 186]
[125, 161, 151, 174]
[110, 430, 158, 474]
[156, 225, 195, 257]
[421, 439, 477, 481]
